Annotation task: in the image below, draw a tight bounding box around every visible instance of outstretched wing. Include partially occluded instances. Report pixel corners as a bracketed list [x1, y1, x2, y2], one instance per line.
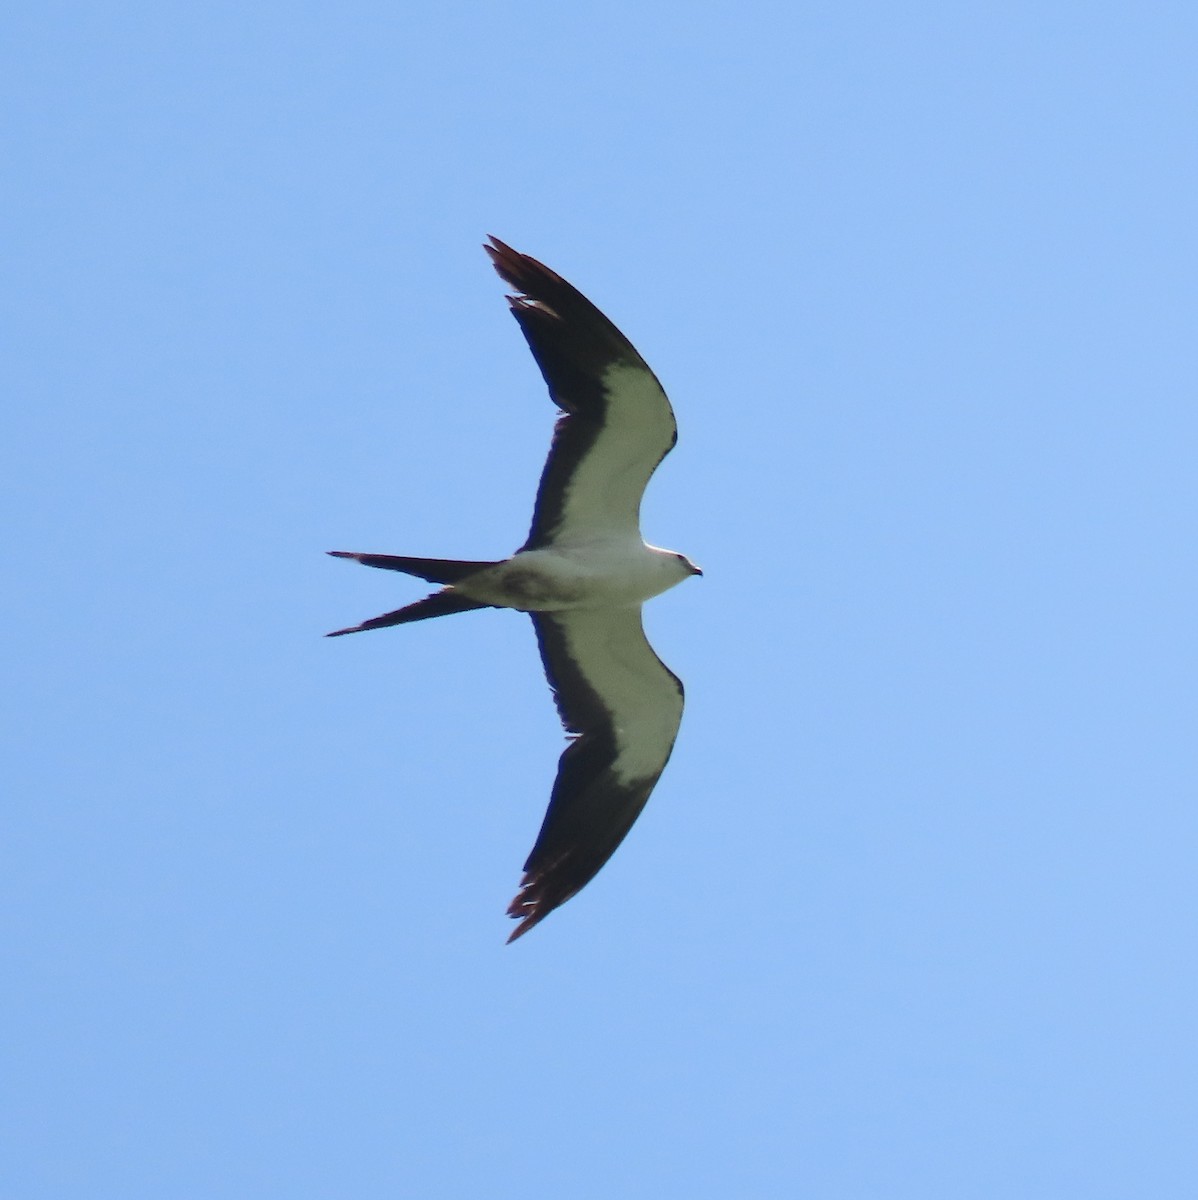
[509, 606, 685, 941]
[485, 237, 678, 550]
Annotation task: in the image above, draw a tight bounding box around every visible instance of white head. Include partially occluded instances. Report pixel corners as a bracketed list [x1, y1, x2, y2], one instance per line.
[649, 547, 703, 589]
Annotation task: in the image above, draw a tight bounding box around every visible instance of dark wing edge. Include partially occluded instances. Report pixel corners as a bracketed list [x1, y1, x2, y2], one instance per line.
[484, 237, 677, 550]
[484, 236, 654, 421]
[508, 611, 685, 942]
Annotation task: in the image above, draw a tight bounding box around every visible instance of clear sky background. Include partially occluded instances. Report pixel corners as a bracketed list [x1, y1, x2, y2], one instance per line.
[4, 3, 1196, 1197]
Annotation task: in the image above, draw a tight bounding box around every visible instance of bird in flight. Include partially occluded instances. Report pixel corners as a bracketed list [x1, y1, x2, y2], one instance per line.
[328, 237, 701, 941]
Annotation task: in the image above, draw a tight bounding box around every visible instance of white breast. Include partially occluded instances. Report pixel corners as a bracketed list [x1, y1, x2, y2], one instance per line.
[456, 541, 689, 612]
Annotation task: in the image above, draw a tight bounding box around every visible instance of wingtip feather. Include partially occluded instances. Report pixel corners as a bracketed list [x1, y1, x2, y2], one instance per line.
[484, 236, 567, 300]
[504, 881, 552, 944]
[503, 852, 585, 943]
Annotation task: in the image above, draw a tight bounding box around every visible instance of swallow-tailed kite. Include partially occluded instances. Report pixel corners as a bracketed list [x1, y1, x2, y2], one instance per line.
[328, 237, 701, 941]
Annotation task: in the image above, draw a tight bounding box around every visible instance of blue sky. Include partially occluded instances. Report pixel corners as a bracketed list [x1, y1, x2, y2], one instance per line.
[4, 3, 1196, 1196]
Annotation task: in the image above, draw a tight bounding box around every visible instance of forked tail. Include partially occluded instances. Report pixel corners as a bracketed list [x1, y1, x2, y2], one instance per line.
[326, 551, 500, 637]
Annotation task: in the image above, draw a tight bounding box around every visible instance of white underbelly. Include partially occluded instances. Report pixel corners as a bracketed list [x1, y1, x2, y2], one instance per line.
[455, 544, 672, 611]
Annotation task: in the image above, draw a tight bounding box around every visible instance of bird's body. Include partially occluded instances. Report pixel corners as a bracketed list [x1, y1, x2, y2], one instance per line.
[453, 540, 695, 612]
[329, 238, 700, 940]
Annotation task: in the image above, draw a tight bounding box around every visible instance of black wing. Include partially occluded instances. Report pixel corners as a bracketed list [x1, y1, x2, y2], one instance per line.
[509, 606, 685, 941]
[486, 237, 678, 550]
